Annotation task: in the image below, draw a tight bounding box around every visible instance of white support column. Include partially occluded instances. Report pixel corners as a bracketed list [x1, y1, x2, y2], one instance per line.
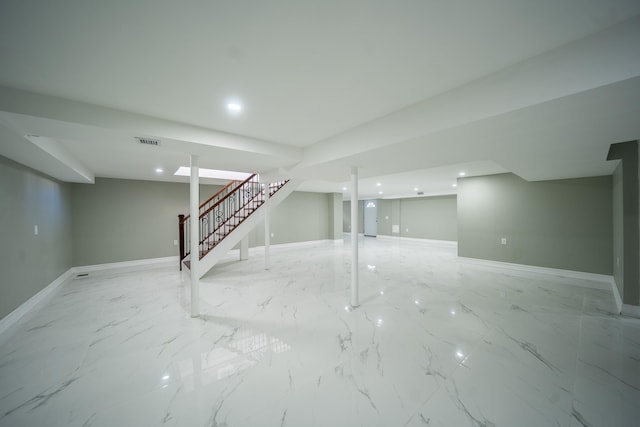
[189, 154, 200, 318]
[264, 186, 271, 270]
[350, 166, 359, 307]
[240, 235, 249, 261]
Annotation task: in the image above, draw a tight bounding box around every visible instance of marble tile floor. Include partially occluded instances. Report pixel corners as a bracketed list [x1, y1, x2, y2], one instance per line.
[1, 238, 639, 427]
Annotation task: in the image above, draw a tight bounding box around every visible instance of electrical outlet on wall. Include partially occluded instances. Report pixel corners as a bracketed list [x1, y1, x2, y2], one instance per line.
[501, 237, 507, 245]
[173, 240, 178, 246]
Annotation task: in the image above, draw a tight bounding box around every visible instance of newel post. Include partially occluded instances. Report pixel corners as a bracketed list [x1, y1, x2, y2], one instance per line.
[178, 214, 185, 271]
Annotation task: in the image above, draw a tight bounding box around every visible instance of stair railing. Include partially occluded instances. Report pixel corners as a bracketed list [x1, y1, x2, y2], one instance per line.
[178, 176, 289, 269]
[178, 177, 245, 268]
[198, 174, 262, 255]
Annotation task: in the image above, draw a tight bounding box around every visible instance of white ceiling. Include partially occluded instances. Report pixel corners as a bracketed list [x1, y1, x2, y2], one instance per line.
[1, 1, 639, 200]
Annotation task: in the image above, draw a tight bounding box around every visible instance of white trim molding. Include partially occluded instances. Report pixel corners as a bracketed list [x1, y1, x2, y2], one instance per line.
[0, 268, 74, 338]
[611, 278, 623, 314]
[458, 257, 614, 291]
[245, 239, 336, 256]
[73, 256, 178, 273]
[1, 256, 181, 339]
[622, 304, 640, 319]
[343, 232, 365, 237]
[376, 234, 458, 248]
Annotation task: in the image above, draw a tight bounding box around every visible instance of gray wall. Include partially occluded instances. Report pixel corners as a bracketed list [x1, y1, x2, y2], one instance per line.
[613, 163, 624, 299]
[0, 155, 73, 319]
[378, 196, 457, 241]
[71, 178, 192, 266]
[328, 193, 343, 240]
[72, 179, 333, 266]
[343, 196, 457, 241]
[607, 141, 639, 306]
[247, 191, 331, 246]
[458, 173, 612, 275]
[377, 199, 393, 235]
[343, 200, 364, 233]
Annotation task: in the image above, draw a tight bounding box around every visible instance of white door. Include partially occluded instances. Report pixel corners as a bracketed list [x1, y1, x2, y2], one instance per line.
[364, 200, 377, 237]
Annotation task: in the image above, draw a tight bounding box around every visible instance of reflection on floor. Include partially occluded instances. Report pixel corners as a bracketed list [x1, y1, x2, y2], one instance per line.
[1, 239, 639, 426]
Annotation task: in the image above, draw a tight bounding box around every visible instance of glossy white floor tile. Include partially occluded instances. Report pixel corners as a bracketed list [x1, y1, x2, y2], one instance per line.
[1, 238, 639, 427]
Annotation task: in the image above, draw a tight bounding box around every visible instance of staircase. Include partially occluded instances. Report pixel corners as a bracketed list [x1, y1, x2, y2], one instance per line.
[178, 174, 299, 278]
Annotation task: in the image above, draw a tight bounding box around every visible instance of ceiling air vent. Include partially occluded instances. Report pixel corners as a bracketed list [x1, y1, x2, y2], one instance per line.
[135, 137, 161, 147]
[417, 191, 424, 195]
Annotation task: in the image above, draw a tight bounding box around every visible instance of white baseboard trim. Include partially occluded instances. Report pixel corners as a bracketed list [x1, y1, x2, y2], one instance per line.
[622, 304, 640, 319]
[376, 235, 458, 248]
[1, 256, 182, 337]
[271, 239, 334, 250]
[73, 256, 179, 273]
[611, 279, 623, 314]
[247, 239, 335, 255]
[457, 257, 613, 290]
[0, 268, 74, 337]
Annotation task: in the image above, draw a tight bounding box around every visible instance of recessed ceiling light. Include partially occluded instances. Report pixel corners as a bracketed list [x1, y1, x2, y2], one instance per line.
[342, 187, 347, 191]
[459, 171, 466, 176]
[413, 187, 419, 192]
[155, 168, 163, 173]
[378, 191, 383, 195]
[376, 182, 382, 187]
[452, 183, 458, 188]
[226, 102, 242, 112]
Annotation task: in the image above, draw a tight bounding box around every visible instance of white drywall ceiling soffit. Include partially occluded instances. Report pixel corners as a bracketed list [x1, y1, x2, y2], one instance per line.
[174, 166, 252, 181]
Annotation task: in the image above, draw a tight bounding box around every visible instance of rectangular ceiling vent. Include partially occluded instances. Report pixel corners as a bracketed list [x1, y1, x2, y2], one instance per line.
[417, 191, 424, 195]
[135, 137, 161, 147]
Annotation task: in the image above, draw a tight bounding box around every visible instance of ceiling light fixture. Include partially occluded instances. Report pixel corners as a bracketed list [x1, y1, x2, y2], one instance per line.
[413, 187, 419, 192]
[452, 183, 458, 188]
[459, 172, 466, 176]
[155, 168, 164, 173]
[342, 187, 347, 191]
[376, 182, 382, 187]
[226, 102, 242, 112]
[378, 191, 383, 195]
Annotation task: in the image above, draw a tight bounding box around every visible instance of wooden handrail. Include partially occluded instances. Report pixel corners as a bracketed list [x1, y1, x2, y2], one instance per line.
[200, 179, 240, 209]
[199, 173, 259, 220]
[205, 183, 264, 239]
[179, 178, 242, 224]
[198, 180, 287, 254]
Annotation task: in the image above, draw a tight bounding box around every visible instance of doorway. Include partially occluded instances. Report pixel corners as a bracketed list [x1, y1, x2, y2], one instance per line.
[364, 199, 377, 237]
